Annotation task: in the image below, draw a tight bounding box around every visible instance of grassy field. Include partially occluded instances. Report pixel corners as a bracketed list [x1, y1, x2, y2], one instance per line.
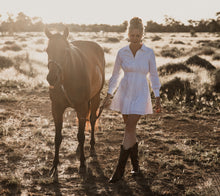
[0, 31, 219, 195]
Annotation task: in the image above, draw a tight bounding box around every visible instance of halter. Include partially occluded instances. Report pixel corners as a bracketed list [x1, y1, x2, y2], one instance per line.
[47, 56, 75, 108]
[47, 47, 104, 119]
[48, 59, 63, 72]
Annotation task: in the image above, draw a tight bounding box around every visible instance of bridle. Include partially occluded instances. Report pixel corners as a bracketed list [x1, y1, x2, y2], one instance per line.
[47, 49, 104, 119]
[47, 57, 75, 109]
[47, 59, 64, 87]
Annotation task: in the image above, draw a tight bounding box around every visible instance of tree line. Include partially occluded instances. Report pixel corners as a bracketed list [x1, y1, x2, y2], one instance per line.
[0, 12, 219, 34]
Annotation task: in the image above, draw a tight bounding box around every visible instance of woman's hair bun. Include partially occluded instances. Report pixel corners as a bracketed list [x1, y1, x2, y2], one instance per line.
[130, 17, 143, 26]
[128, 17, 144, 34]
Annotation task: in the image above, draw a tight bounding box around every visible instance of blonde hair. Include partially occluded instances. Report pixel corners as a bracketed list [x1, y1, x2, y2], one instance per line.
[127, 17, 144, 35]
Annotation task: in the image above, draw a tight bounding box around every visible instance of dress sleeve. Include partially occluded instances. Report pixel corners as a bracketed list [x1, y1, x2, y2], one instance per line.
[107, 51, 123, 95]
[149, 51, 161, 97]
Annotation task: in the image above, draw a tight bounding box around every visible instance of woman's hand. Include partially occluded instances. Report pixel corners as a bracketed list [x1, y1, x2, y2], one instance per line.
[155, 97, 161, 113]
[102, 93, 113, 109]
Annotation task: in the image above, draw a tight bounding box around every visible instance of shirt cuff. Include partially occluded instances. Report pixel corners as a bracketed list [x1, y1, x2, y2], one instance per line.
[154, 89, 160, 97]
[107, 89, 114, 96]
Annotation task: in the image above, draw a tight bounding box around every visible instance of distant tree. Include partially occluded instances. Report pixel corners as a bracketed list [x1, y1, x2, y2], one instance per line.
[1, 13, 15, 34]
[215, 11, 220, 30]
[208, 19, 220, 32]
[31, 16, 44, 31]
[14, 12, 32, 32]
[146, 20, 164, 32]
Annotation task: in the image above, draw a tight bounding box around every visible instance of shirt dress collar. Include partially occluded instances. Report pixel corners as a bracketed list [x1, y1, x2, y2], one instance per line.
[124, 43, 148, 53]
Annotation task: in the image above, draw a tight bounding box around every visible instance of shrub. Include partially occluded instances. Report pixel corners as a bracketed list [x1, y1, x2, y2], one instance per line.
[2, 44, 22, 52]
[197, 39, 220, 48]
[161, 47, 184, 58]
[105, 37, 120, 43]
[173, 40, 185, 45]
[158, 63, 193, 76]
[213, 53, 220, 60]
[0, 176, 21, 195]
[151, 35, 162, 41]
[185, 55, 216, 71]
[190, 29, 197, 37]
[4, 41, 15, 45]
[160, 77, 196, 103]
[0, 56, 14, 69]
[213, 69, 220, 92]
[19, 37, 27, 42]
[199, 47, 215, 55]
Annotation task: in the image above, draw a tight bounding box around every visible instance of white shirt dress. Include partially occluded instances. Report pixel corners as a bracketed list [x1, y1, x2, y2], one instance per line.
[107, 44, 161, 115]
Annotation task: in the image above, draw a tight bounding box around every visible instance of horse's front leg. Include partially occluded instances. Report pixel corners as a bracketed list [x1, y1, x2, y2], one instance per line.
[90, 93, 101, 150]
[76, 104, 89, 170]
[50, 103, 65, 177]
[77, 116, 86, 170]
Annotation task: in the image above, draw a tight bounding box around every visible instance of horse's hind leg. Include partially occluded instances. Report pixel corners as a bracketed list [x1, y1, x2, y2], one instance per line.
[50, 103, 65, 177]
[90, 93, 101, 150]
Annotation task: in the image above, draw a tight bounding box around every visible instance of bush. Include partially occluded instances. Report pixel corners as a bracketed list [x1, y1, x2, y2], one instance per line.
[160, 77, 196, 103]
[105, 37, 120, 43]
[161, 47, 184, 58]
[197, 40, 220, 48]
[213, 69, 220, 92]
[199, 47, 215, 55]
[0, 56, 14, 69]
[213, 53, 220, 60]
[4, 41, 15, 45]
[190, 29, 197, 37]
[158, 63, 193, 76]
[173, 40, 185, 45]
[185, 55, 216, 71]
[0, 176, 21, 195]
[2, 44, 22, 52]
[151, 35, 162, 41]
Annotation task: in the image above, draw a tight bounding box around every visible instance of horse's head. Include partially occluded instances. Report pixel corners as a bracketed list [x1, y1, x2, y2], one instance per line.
[45, 27, 69, 88]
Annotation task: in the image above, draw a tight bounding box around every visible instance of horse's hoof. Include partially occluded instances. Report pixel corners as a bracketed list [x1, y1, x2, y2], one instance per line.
[49, 166, 57, 177]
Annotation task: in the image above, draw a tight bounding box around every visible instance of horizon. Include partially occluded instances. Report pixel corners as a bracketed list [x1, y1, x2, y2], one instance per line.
[0, 0, 220, 25]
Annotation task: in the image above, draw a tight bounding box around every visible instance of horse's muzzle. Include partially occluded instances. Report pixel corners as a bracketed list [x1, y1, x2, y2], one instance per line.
[47, 72, 57, 86]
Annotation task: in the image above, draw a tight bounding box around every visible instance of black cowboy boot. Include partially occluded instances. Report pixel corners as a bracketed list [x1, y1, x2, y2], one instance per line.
[130, 142, 140, 174]
[109, 145, 131, 183]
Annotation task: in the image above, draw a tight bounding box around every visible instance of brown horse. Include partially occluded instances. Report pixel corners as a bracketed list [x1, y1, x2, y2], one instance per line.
[45, 27, 105, 175]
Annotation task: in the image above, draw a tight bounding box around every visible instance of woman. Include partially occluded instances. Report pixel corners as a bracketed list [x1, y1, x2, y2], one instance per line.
[103, 17, 161, 183]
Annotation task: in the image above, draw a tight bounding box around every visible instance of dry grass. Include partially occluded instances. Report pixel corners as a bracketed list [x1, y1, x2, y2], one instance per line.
[0, 32, 219, 196]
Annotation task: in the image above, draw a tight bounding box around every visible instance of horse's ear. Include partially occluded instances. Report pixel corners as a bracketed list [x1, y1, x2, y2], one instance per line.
[45, 27, 52, 38]
[63, 27, 69, 39]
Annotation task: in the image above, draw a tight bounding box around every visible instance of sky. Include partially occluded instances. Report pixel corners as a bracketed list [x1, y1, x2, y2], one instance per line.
[0, 0, 219, 25]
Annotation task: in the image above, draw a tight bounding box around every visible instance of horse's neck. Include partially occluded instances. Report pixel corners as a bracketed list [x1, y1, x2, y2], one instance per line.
[64, 45, 85, 79]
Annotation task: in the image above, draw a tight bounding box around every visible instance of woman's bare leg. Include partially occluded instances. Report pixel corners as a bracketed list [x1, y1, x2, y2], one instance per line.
[122, 114, 141, 150]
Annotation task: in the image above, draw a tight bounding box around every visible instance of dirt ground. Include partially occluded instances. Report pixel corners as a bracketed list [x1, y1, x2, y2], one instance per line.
[0, 82, 219, 196]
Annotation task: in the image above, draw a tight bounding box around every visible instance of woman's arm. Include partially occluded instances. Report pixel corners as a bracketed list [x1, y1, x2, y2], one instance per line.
[107, 51, 123, 96]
